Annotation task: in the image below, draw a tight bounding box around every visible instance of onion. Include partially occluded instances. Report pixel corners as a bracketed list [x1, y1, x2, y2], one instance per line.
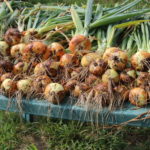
[129, 87, 148, 107]
[4, 28, 21, 45]
[72, 83, 89, 97]
[13, 62, 29, 74]
[103, 47, 120, 61]
[0, 41, 9, 56]
[131, 51, 150, 71]
[0, 60, 13, 72]
[60, 54, 79, 67]
[1, 79, 17, 94]
[33, 75, 52, 93]
[136, 72, 150, 87]
[89, 58, 107, 76]
[102, 69, 119, 84]
[17, 79, 32, 94]
[50, 42, 65, 60]
[69, 35, 91, 53]
[44, 83, 65, 104]
[94, 82, 108, 94]
[81, 53, 101, 67]
[120, 68, 136, 83]
[34, 60, 60, 77]
[108, 51, 128, 71]
[10, 43, 26, 58]
[23, 41, 47, 62]
[1, 73, 14, 83]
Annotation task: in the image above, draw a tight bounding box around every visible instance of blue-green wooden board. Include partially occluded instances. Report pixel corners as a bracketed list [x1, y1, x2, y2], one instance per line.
[0, 95, 150, 127]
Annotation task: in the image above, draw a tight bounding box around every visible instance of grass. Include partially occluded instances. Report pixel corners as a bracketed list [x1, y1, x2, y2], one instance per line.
[0, 111, 150, 150]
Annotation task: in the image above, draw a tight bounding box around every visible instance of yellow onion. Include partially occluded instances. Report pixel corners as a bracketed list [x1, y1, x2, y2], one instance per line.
[131, 51, 150, 71]
[13, 62, 29, 74]
[120, 68, 136, 83]
[17, 79, 32, 94]
[50, 42, 65, 60]
[136, 72, 150, 87]
[33, 75, 52, 93]
[129, 87, 148, 107]
[102, 69, 119, 84]
[69, 35, 91, 53]
[34, 61, 60, 77]
[22, 41, 47, 62]
[89, 58, 107, 76]
[60, 54, 79, 67]
[44, 83, 65, 104]
[94, 82, 108, 95]
[1, 73, 14, 83]
[103, 47, 120, 61]
[1, 79, 17, 94]
[85, 74, 99, 85]
[72, 83, 90, 97]
[10, 43, 26, 58]
[4, 28, 21, 45]
[108, 51, 128, 71]
[81, 53, 101, 67]
[0, 41, 9, 56]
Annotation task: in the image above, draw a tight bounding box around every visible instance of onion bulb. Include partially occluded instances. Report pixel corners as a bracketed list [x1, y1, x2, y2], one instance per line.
[64, 80, 78, 92]
[4, 28, 21, 45]
[81, 53, 101, 67]
[89, 59, 107, 76]
[69, 35, 91, 53]
[13, 62, 29, 74]
[102, 69, 119, 84]
[120, 68, 136, 83]
[1, 73, 14, 83]
[85, 74, 99, 85]
[10, 43, 26, 58]
[44, 83, 65, 104]
[103, 47, 120, 61]
[17, 79, 32, 94]
[1, 79, 17, 94]
[0, 41, 9, 56]
[23, 41, 47, 62]
[50, 42, 65, 60]
[129, 87, 148, 107]
[108, 51, 128, 71]
[131, 51, 150, 71]
[60, 54, 79, 67]
[33, 75, 51, 93]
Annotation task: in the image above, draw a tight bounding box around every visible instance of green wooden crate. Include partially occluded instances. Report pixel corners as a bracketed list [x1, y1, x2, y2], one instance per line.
[0, 95, 150, 126]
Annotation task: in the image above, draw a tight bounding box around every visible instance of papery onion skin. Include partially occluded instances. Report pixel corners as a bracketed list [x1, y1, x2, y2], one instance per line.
[13, 62, 29, 74]
[89, 59, 107, 76]
[50, 42, 65, 60]
[4, 28, 22, 45]
[0, 60, 13, 73]
[10, 43, 26, 58]
[44, 83, 65, 104]
[69, 35, 91, 53]
[129, 87, 148, 107]
[131, 51, 150, 71]
[81, 53, 101, 67]
[0, 41, 9, 56]
[103, 47, 120, 62]
[1, 79, 17, 94]
[108, 51, 128, 71]
[102, 69, 119, 84]
[17, 79, 32, 94]
[64, 80, 78, 92]
[85, 74, 99, 85]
